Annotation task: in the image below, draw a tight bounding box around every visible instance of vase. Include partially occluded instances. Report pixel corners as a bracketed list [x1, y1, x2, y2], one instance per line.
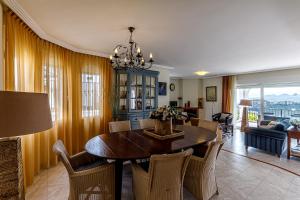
[154, 118, 173, 135]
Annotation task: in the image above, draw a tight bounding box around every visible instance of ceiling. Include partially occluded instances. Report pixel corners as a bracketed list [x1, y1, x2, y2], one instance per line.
[9, 0, 300, 77]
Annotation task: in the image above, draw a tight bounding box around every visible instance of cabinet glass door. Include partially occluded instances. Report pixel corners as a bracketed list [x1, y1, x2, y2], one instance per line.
[118, 73, 128, 111]
[145, 76, 156, 110]
[130, 74, 143, 111]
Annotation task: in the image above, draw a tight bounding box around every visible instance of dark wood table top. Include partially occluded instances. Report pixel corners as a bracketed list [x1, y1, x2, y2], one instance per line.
[85, 125, 216, 160]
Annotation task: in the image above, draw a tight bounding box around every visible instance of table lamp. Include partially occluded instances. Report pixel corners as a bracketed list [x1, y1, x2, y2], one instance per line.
[0, 91, 52, 199]
[239, 99, 252, 132]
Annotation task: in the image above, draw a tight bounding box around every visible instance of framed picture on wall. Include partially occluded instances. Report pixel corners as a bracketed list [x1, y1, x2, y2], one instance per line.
[206, 86, 217, 102]
[159, 82, 167, 96]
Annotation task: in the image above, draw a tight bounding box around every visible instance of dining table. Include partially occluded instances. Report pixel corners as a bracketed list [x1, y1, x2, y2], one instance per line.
[85, 125, 216, 200]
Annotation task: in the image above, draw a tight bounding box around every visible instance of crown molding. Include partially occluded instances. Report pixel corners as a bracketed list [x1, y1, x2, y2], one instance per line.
[3, 0, 109, 57]
[2, 0, 173, 70]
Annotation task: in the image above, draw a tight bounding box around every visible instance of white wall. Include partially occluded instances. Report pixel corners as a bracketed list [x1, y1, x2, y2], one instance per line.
[152, 66, 170, 107]
[169, 79, 182, 102]
[202, 77, 223, 120]
[236, 68, 300, 86]
[182, 79, 203, 107]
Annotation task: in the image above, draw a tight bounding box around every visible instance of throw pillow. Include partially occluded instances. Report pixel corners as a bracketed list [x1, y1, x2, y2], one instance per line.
[220, 113, 229, 121]
[266, 121, 277, 129]
[273, 123, 285, 132]
[281, 119, 291, 131]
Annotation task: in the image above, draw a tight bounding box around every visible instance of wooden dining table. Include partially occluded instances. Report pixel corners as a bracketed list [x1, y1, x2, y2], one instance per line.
[85, 125, 216, 200]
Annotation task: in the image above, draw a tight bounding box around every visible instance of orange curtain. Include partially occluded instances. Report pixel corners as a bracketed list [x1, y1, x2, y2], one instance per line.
[4, 10, 113, 187]
[222, 76, 234, 113]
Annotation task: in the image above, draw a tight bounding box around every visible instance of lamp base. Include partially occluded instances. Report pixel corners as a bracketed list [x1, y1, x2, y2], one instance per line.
[0, 137, 24, 200]
[241, 107, 249, 132]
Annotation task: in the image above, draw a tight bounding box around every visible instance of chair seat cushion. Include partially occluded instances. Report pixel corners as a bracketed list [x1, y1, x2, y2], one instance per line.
[74, 159, 107, 172]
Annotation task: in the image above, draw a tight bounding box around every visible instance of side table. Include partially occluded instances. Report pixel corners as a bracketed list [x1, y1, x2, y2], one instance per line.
[287, 126, 300, 159]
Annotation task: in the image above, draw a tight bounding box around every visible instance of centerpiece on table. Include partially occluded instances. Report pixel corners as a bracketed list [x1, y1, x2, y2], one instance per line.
[145, 106, 187, 139]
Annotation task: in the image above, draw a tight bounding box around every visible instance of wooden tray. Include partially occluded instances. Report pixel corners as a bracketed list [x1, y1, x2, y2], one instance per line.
[143, 128, 184, 140]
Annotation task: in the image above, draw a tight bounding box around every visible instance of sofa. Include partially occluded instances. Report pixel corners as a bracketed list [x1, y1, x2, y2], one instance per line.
[244, 120, 289, 157]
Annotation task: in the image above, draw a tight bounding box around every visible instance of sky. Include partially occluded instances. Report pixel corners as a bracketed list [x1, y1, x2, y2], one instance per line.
[237, 87, 300, 100]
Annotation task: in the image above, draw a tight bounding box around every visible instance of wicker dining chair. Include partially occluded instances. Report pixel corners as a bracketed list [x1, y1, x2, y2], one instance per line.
[109, 120, 131, 133]
[53, 140, 115, 200]
[183, 141, 221, 200]
[138, 119, 155, 129]
[198, 119, 218, 132]
[131, 148, 193, 200]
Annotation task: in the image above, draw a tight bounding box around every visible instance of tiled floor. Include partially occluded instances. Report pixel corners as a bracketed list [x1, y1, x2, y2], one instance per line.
[223, 130, 300, 175]
[26, 130, 300, 200]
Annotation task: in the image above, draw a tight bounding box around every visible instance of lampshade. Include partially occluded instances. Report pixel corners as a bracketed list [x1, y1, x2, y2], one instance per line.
[239, 99, 252, 107]
[0, 91, 52, 137]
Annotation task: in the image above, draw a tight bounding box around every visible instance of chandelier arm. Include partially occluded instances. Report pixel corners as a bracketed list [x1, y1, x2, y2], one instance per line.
[111, 27, 153, 70]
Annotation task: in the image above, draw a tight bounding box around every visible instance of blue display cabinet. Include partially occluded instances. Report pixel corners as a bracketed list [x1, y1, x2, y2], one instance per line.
[113, 68, 159, 129]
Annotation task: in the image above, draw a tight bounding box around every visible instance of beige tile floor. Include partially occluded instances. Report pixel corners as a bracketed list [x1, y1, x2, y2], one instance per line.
[223, 130, 300, 175]
[26, 130, 300, 200]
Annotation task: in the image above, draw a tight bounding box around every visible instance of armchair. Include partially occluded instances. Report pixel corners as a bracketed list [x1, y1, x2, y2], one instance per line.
[131, 149, 193, 200]
[212, 112, 233, 125]
[212, 112, 233, 135]
[53, 140, 115, 200]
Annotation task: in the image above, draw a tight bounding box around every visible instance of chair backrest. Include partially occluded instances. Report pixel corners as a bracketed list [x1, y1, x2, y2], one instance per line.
[138, 119, 155, 129]
[203, 141, 221, 170]
[109, 120, 131, 133]
[190, 118, 200, 126]
[147, 149, 193, 199]
[215, 127, 224, 158]
[53, 140, 74, 175]
[216, 126, 223, 142]
[198, 119, 218, 132]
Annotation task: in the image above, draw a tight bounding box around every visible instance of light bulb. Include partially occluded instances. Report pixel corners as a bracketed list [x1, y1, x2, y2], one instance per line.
[114, 48, 118, 54]
[137, 47, 141, 53]
[124, 57, 127, 62]
[109, 55, 113, 60]
[149, 53, 153, 59]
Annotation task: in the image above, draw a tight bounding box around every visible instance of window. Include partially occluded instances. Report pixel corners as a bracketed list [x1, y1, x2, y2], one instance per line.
[235, 85, 300, 126]
[82, 73, 100, 117]
[264, 87, 300, 120]
[43, 66, 62, 121]
[236, 88, 261, 124]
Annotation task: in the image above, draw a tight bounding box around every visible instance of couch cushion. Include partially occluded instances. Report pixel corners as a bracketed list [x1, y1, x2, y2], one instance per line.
[220, 113, 229, 121]
[246, 127, 287, 139]
[266, 121, 277, 129]
[272, 123, 285, 132]
[280, 119, 291, 131]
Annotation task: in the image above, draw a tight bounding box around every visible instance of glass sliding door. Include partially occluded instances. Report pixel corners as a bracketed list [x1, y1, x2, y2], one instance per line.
[235, 85, 300, 128]
[264, 86, 300, 121]
[236, 87, 261, 127]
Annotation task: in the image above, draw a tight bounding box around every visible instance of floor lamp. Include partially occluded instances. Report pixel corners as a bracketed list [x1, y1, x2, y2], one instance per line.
[0, 91, 52, 199]
[239, 99, 252, 132]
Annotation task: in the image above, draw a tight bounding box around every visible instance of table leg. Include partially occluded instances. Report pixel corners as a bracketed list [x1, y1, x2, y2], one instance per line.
[115, 160, 123, 200]
[287, 136, 291, 159]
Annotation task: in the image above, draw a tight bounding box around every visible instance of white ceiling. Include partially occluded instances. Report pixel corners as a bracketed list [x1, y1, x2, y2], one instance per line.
[9, 0, 300, 77]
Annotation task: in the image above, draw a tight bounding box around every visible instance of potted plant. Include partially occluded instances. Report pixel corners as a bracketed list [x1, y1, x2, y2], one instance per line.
[150, 106, 185, 135]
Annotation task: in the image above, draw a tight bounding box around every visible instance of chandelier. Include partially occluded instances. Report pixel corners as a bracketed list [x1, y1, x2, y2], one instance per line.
[110, 27, 154, 70]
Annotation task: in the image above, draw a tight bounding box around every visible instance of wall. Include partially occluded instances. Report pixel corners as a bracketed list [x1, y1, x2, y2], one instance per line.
[236, 68, 300, 86]
[169, 79, 182, 102]
[152, 66, 170, 107]
[202, 77, 223, 120]
[182, 79, 203, 107]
